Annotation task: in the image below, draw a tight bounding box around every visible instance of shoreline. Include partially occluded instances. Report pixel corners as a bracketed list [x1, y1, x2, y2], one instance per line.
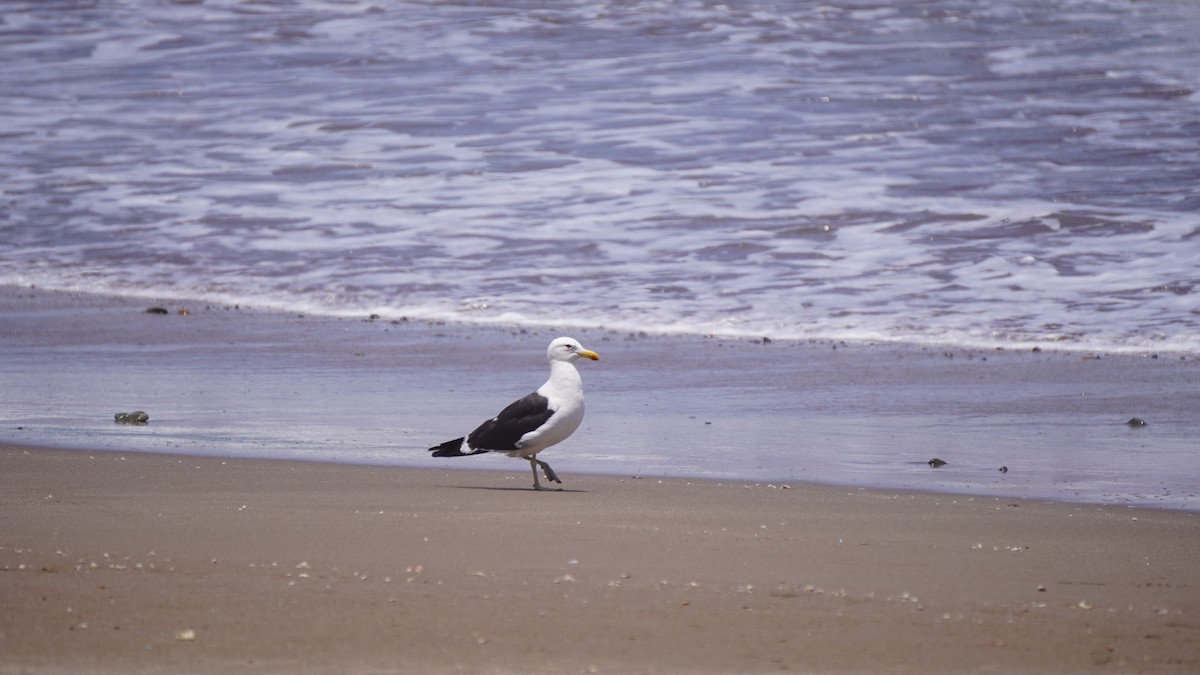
[5, 282, 1198, 356]
[3, 443, 1197, 673]
[7, 437, 1195, 516]
[3, 284, 1199, 512]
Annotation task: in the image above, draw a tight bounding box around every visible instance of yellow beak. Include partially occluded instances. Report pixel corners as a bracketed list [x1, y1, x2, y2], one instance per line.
[578, 349, 600, 361]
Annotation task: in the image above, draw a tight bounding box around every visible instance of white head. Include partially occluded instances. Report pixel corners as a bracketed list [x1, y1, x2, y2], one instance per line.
[547, 336, 600, 363]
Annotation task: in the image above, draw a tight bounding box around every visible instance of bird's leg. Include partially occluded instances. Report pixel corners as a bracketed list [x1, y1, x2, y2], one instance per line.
[529, 458, 561, 491]
[528, 458, 546, 491]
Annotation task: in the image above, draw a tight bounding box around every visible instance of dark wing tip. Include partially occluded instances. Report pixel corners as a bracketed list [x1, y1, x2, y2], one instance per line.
[429, 437, 468, 456]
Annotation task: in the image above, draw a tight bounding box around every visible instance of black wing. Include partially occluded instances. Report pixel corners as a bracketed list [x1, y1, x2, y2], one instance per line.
[466, 392, 554, 452]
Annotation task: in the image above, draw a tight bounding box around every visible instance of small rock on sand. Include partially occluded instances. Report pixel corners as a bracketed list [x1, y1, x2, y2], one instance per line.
[114, 411, 149, 425]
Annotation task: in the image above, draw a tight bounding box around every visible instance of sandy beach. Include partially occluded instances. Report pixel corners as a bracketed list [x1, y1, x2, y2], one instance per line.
[1, 287, 1199, 672]
[2, 445, 1198, 674]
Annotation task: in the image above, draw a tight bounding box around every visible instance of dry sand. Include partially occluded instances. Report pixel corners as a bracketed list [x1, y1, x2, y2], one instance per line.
[2, 445, 1197, 674]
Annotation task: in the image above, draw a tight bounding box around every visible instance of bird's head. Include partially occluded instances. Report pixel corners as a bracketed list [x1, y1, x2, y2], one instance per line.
[548, 336, 600, 362]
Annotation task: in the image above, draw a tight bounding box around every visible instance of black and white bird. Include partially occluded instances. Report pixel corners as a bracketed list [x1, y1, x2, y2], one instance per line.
[428, 336, 600, 490]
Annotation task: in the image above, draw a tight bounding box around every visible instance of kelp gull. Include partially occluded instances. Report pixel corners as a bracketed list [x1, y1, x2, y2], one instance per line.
[428, 336, 600, 490]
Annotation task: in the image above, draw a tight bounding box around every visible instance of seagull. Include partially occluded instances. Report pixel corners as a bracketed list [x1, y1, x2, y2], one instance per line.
[428, 336, 600, 490]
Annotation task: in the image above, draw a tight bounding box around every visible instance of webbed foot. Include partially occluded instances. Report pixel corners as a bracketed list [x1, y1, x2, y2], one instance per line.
[529, 458, 563, 490]
[537, 459, 562, 484]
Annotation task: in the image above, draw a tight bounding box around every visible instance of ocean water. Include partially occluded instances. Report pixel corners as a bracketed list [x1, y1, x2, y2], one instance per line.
[2, 0, 1199, 352]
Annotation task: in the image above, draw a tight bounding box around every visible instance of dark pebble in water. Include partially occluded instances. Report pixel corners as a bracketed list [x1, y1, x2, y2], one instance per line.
[928, 458, 947, 468]
[1126, 417, 1148, 427]
[999, 466, 1008, 473]
[114, 411, 149, 425]
[145, 307, 169, 314]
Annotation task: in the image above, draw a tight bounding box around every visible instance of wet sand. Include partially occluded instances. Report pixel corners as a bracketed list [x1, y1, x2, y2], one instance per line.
[2, 285, 1198, 510]
[2, 445, 1197, 674]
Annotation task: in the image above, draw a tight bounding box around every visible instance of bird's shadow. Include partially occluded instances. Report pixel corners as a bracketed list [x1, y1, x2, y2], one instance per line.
[438, 484, 589, 493]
